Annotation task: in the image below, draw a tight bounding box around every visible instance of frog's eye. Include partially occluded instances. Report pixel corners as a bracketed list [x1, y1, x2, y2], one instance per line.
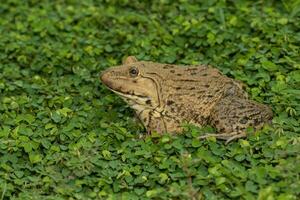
[129, 67, 139, 77]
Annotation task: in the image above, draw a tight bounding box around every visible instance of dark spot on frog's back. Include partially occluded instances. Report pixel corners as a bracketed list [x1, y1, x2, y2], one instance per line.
[239, 117, 248, 124]
[146, 100, 151, 105]
[213, 119, 219, 125]
[238, 105, 246, 109]
[176, 73, 182, 76]
[166, 100, 175, 105]
[190, 72, 197, 75]
[185, 67, 198, 71]
[254, 117, 262, 125]
[181, 112, 186, 117]
[170, 70, 175, 73]
[163, 64, 175, 69]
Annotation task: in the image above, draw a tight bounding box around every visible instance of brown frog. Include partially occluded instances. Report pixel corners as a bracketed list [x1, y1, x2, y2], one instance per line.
[100, 56, 272, 144]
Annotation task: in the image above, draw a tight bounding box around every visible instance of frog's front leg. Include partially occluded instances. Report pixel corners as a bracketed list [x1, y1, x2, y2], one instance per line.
[138, 110, 182, 134]
[147, 115, 183, 134]
[136, 109, 168, 134]
[147, 117, 167, 134]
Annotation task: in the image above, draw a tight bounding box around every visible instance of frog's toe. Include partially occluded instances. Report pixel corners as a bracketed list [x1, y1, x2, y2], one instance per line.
[198, 133, 235, 140]
[225, 132, 247, 145]
[198, 132, 247, 144]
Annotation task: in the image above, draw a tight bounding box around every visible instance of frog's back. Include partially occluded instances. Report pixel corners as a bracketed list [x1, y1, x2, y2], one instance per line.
[156, 64, 248, 125]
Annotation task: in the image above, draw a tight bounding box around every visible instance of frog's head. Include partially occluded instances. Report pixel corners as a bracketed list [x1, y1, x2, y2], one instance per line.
[100, 56, 161, 108]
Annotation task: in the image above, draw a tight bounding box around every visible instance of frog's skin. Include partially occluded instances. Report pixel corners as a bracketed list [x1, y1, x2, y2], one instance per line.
[100, 56, 273, 144]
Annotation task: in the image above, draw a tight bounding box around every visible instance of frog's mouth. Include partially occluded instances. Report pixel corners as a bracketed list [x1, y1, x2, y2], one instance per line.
[100, 70, 116, 90]
[100, 72, 152, 108]
[100, 68, 161, 111]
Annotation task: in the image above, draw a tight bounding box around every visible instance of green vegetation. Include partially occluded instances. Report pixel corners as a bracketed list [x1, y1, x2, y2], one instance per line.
[0, 0, 300, 199]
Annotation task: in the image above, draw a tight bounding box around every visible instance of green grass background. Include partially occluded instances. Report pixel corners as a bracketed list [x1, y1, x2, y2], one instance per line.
[0, 0, 300, 199]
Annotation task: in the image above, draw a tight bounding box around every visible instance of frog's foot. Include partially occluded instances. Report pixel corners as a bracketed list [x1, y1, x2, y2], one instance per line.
[198, 132, 247, 144]
[224, 132, 247, 144]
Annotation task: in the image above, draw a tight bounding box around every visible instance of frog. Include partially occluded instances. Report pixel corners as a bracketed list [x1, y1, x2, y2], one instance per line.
[100, 56, 273, 144]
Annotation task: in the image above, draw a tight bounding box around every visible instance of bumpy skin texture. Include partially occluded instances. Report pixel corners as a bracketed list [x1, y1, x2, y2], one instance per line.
[100, 56, 273, 143]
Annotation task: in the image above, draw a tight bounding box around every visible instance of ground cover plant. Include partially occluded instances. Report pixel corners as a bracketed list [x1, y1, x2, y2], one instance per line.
[0, 0, 300, 199]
